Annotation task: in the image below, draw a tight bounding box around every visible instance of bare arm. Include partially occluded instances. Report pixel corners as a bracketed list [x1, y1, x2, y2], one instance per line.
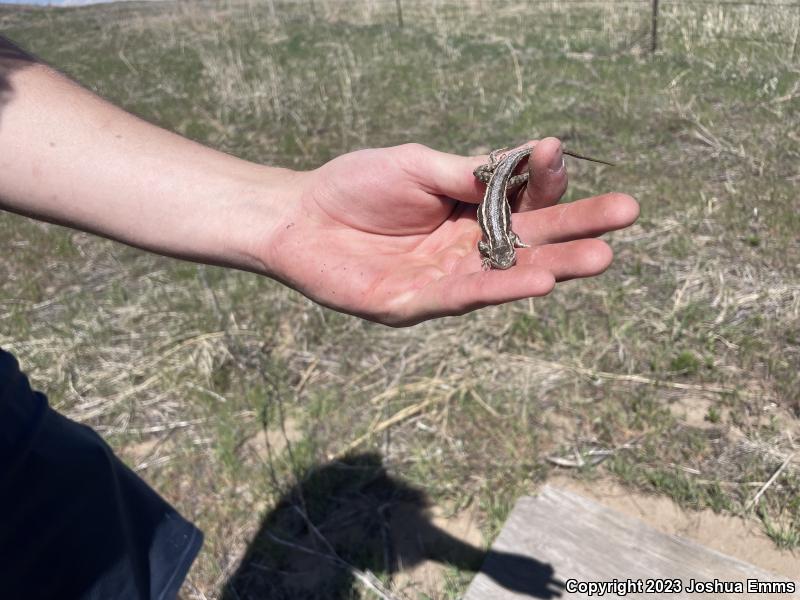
[0, 37, 638, 326]
[0, 37, 289, 273]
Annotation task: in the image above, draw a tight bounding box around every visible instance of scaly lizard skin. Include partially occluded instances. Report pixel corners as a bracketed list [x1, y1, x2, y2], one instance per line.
[475, 146, 534, 270]
[473, 145, 613, 270]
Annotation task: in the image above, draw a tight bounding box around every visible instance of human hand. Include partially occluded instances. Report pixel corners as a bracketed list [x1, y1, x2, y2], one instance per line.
[0, 49, 634, 323]
[253, 138, 638, 326]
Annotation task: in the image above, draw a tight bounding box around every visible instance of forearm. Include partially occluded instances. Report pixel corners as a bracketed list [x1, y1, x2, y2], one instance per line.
[0, 38, 292, 273]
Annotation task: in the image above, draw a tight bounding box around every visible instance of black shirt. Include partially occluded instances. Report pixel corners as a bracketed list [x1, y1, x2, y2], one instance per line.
[0, 348, 203, 599]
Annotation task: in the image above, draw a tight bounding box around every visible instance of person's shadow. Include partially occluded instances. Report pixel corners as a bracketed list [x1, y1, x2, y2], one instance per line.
[221, 452, 563, 599]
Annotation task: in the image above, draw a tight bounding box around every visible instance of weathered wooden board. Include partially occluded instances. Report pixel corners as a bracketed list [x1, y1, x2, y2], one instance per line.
[465, 485, 799, 600]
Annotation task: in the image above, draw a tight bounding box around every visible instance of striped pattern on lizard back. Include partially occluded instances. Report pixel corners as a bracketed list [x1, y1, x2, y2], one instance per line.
[476, 146, 532, 270]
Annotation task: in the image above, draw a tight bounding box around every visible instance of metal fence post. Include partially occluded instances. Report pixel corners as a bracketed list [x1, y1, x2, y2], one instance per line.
[651, 0, 660, 54]
[396, 0, 404, 28]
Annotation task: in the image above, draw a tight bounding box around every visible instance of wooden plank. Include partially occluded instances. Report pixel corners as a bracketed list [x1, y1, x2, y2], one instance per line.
[465, 485, 799, 600]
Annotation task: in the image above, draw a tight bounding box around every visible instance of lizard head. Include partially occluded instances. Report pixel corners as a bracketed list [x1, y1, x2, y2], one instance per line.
[480, 242, 517, 270]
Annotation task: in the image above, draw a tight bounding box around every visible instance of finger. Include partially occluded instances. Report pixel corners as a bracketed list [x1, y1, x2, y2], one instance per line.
[403, 266, 556, 323]
[519, 238, 613, 282]
[515, 137, 568, 212]
[400, 143, 490, 204]
[513, 193, 639, 245]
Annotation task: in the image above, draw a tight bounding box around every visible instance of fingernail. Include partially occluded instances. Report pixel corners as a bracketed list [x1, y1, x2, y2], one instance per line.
[549, 147, 564, 172]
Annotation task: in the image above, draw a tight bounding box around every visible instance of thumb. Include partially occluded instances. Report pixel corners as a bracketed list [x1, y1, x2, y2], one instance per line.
[399, 143, 491, 204]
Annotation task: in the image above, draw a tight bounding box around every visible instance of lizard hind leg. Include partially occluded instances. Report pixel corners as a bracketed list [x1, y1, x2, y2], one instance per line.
[474, 147, 515, 183]
[488, 147, 510, 166]
[474, 147, 511, 183]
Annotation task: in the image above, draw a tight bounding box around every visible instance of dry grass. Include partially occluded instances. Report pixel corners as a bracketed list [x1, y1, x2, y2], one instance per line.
[1, 1, 799, 598]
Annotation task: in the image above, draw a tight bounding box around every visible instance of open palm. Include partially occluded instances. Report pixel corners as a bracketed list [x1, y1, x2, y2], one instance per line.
[262, 139, 638, 326]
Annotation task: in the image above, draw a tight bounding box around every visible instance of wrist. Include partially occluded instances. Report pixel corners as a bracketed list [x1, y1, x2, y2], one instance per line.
[216, 163, 305, 281]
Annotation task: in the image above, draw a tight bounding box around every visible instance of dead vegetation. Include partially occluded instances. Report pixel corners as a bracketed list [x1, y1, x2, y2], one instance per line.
[1, 1, 799, 598]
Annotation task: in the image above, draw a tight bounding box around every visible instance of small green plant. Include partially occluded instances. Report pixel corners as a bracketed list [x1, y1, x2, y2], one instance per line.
[441, 565, 475, 599]
[758, 502, 800, 550]
[670, 351, 701, 375]
[745, 234, 761, 247]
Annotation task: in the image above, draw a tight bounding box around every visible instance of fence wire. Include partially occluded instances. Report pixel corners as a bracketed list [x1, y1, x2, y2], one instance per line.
[366, 0, 800, 58]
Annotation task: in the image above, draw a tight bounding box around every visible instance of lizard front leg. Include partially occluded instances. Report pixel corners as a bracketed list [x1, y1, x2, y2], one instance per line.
[510, 230, 530, 249]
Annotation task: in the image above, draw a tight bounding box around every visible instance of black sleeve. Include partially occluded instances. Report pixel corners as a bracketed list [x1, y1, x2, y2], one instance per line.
[0, 348, 203, 600]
